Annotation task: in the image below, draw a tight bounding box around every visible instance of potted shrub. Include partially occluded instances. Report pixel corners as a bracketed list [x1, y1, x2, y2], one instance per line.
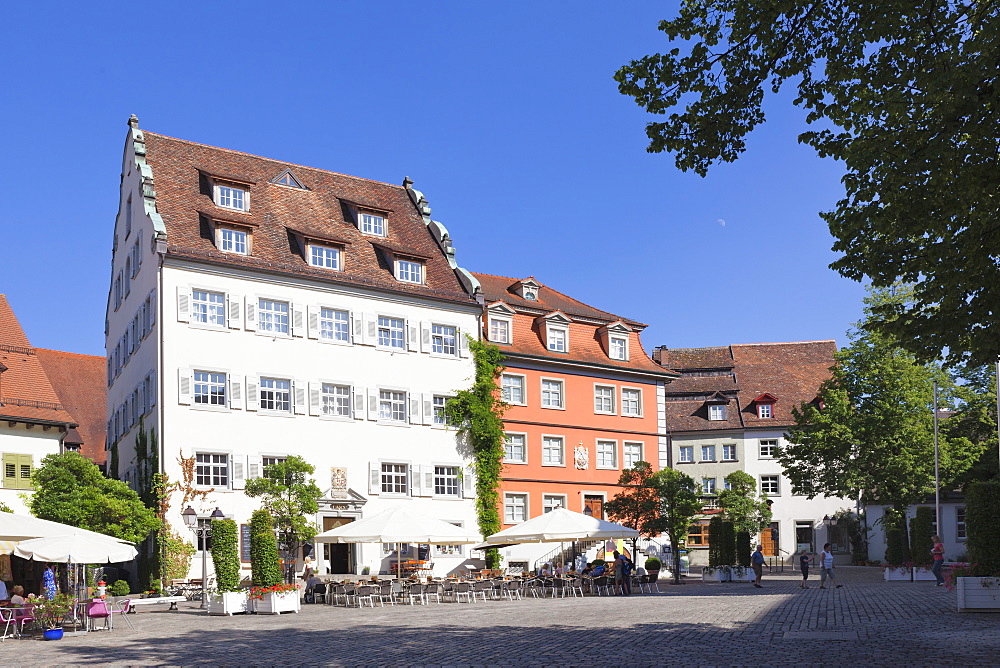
[729, 563, 753, 583]
[34, 593, 75, 640]
[250, 510, 300, 614]
[910, 507, 936, 581]
[644, 557, 662, 582]
[701, 565, 729, 582]
[955, 481, 1000, 612]
[207, 517, 248, 616]
[882, 562, 914, 581]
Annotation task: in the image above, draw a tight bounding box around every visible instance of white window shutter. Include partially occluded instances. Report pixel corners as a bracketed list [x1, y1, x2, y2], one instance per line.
[229, 376, 243, 410]
[410, 465, 423, 497]
[463, 465, 477, 498]
[353, 312, 366, 344]
[227, 293, 242, 329]
[367, 390, 379, 421]
[149, 371, 157, 407]
[369, 463, 381, 495]
[245, 296, 257, 331]
[293, 379, 307, 415]
[422, 394, 434, 426]
[365, 314, 377, 345]
[407, 322, 419, 351]
[421, 322, 431, 352]
[176, 286, 190, 322]
[424, 467, 436, 497]
[352, 386, 365, 420]
[292, 304, 305, 337]
[307, 305, 319, 339]
[309, 382, 321, 416]
[148, 289, 156, 328]
[231, 457, 245, 490]
[245, 376, 259, 411]
[177, 368, 192, 405]
[459, 330, 470, 358]
[247, 455, 262, 480]
[409, 395, 420, 424]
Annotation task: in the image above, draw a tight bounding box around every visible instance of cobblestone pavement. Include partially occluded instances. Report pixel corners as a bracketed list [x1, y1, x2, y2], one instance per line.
[2, 567, 997, 667]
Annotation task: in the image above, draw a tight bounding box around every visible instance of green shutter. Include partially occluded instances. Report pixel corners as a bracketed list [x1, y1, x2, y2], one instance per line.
[2, 454, 17, 489]
[17, 454, 33, 490]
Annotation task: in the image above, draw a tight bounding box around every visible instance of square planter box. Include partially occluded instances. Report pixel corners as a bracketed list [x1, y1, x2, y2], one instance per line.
[207, 591, 249, 616]
[702, 568, 730, 583]
[957, 577, 1000, 612]
[254, 591, 301, 615]
[883, 567, 913, 582]
[729, 568, 753, 583]
[912, 566, 937, 582]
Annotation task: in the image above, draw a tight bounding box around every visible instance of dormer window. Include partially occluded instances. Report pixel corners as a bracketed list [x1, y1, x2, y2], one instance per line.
[753, 393, 777, 419]
[489, 317, 510, 344]
[396, 258, 424, 284]
[609, 336, 627, 361]
[523, 286, 538, 301]
[219, 227, 249, 255]
[271, 170, 305, 189]
[538, 311, 571, 353]
[600, 321, 631, 361]
[486, 302, 515, 345]
[309, 244, 342, 270]
[513, 278, 541, 301]
[215, 183, 248, 212]
[547, 327, 567, 352]
[359, 211, 386, 236]
[709, 404, 726, 421]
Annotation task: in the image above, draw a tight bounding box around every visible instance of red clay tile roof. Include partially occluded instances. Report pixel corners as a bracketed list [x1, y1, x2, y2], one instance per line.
[0, 295, 77, 426]
[731, 341, 836, 428]
[35, 348, 107, 465]
[142, 132, 476, 306]
[652, 346, 734, 370]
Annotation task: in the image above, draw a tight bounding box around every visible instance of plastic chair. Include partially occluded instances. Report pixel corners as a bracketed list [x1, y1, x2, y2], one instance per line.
[116, 598, 136, 630]
[452, 581, 473, 603]
[406, 583, 425, 605]
[591, 576, 611, 596]
[354, 584, 377, 608]
[424, 582, 443, 604]
[0, 608, 19, 641]
[15, 604, 36, 635]
[502, 579, 523, 601]
[86, 599, 113, 631]
[565, 576, 584, 598]
[311, 583, 327, 604]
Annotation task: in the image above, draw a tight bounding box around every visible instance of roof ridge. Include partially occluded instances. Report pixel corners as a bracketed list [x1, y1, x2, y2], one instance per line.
[731, 340, 837, 347]
[143, 131, 407, 191]
[35, 348, 104, 360]
[470, 271, 640, 324]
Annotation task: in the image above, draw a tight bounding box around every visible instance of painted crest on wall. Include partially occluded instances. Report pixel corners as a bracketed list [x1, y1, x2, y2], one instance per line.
[574, 445, 589, 470]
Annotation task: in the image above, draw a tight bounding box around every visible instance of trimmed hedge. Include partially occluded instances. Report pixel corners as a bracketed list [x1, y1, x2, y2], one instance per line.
[210, 518, 241, 593]
[250, 509, 282, 587]
[909, 507, 935, 566]
[736, 531, 752, 567]
[708, 516, 725, 567]
[966, 481, 1000, 576]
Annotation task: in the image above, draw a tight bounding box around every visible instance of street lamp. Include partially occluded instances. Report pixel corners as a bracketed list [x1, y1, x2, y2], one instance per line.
[182, 506, 225, 608]
[822, 514, 838, 549]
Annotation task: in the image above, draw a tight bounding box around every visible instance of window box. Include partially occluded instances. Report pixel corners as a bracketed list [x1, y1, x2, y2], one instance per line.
[956, 577, 1000, 612]
[252, 589, 301, 615]
[207, 590, 249, 616]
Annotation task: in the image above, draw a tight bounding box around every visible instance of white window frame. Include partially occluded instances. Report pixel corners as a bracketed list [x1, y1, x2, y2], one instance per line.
[540, 378, 565, 410]
[702, 477, 717, 495]
[760, 475, 780, 496]
[594, 384, 616, 415]
[708, 403, 727, 421]
[215, 183, 249, 211]
[359, 211, 386, 236]
[219, 227, 249, 255]
[678, 445, 694, 463]
[722, 444, 738, 461]
[257, 298, 290, 336]
[259, 377, 292, 413]
[623, 442, 643, 468]
[956, 506, 966, 541]
[319, 307, 351, 344]
[193, 370, 228, 409]
[541, 435, 565, 466]
[504, 432, 528, 464]
[308, 243, 342, 270]
[759, 439, 778, 458]
[431, 395, 449, 426]
[396, 258, 424, 284]
[501, 374, 526, 406]
[758, 403, 774, 419]
[321, 383, 352, 418]
[546, 326, 568, 353]
[191, 289, 227, 328]
[621, 387, 642, 417]
[378, 389, 407, 424]
[542, 494, 567, 514]
[609, 335, 628, 361]
[380, 462, 409, 496]
[504, 493, 528, 524]
[377, 316, 406, 350]
[596, 440, 618, 470]
[489, 316, 511, 344]
[195, 452, 230, 489]
[701, 445, 716, 462]
[430, 324, 458, 357]
[432, 465, 461, 498]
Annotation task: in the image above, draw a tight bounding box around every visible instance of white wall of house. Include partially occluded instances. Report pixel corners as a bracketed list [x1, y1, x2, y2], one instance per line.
[0, 423, 63, 513]
[865, 503, 968, 565]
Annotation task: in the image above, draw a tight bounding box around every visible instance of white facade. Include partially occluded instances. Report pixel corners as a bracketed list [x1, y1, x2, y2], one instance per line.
[0, 423, 63, 513]
[865, 502, 968, 564]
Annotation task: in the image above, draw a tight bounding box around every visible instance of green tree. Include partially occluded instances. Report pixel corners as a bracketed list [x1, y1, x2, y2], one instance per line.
[779, 286, 984, 551]
[649, 468, 703, 585]
[965, 481, 1000, 576]
[29, 452, 160, 543]
[249, 509, 282, 588]
[604, 461, 662, 561]
[718, 470, 772, 564]
[945, 364, 999, 485]
[244, 455, 321, 583]
[210, 518, 241, 593]
[616, 2, 1000, 367]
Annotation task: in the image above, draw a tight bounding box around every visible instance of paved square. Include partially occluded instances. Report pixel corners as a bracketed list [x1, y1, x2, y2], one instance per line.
[3, 568, 997, 666]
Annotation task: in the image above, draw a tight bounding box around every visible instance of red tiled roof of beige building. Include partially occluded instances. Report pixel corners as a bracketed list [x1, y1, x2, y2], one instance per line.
[142, 131, 477, 305]
[0, 295, 77, 426]
[35, 348, 107, 464]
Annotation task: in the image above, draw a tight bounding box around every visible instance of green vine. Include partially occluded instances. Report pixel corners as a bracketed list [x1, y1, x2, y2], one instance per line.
[445, 338, 507, 568]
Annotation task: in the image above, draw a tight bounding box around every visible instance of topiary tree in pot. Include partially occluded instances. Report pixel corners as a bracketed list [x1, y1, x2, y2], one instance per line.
[909, 506, 935, 567]
[250, 510, 282, 588]
[208, 517, 246, 615]
[644, 556, 662, 582]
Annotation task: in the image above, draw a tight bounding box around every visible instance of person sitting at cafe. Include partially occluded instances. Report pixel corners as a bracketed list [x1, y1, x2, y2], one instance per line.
[554, 564, 565, 576]
[9, 585, 26, 605]
[539, 563, 553, 577]
[581, 563, 595, 576]
[591, 562, 606, 577]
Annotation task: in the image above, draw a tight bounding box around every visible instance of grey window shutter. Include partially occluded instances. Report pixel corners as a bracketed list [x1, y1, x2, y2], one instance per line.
[245, 296, 257, 331]
[407, 322, 419, 351]
[352, 386, 365, 420]
[231, 457, 245, 490]
[245, 376, 259, 411]
[368, 390, 379, 421]
[176, 286, 190, 322]
[149, 371, 157, 407]
[463, 465, 477, 498]
[307, 305, 319, 339]
[293, 379, 307, 414]
[177, 368, 192, 405]
[420, 321, 431, 352]
[148, 289, 156, 328]
[292, 304, 305, 337]
[422, 394, 434, 426]
[409, 395, 420, 424]
[229, 376, 243, 410]
[369, 463, 381, 494]
[227, 293, 242, 329]
[309, 381, 321, 416]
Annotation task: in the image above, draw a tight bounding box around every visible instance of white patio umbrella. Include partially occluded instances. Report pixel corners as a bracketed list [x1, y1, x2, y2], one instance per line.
[313, 506, 481, 577]
[0, 512, 135, 553]
[14, 533, 138, 564]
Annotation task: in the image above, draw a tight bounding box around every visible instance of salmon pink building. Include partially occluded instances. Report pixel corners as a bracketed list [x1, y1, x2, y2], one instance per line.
[470, 274, 677, 569]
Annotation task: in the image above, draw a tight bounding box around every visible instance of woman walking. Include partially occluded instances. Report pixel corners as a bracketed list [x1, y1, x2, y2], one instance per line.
[798, 549, 814, 588]
[818, 543, 842, 589]
[930, 535, 945, 586]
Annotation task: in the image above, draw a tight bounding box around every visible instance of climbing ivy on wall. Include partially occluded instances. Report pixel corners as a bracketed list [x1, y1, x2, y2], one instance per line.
[445, 338, 507, 568]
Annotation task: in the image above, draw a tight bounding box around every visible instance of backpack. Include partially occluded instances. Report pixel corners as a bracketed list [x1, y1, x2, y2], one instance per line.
[622, 558, 633, 576]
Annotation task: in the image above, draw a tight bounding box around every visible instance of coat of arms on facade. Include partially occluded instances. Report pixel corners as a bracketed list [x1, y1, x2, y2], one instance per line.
[574, 445, 589, 470]
[330, 467, 347, 491]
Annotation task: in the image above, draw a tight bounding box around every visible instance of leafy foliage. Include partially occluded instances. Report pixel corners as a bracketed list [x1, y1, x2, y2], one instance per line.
[444, 338, 507, 568]
[250, 510, 282, 588]
[210, 518, 241, 593]
[110, 580, 130, 597]
[33, 593, 75, 629]
[884, 508, 909, 565]
[244, 455, 321, 581]
[616, 2, 1000, 367]
[163, 531, 195, 583]
[605, 461, 663, 560]
[707, 516, 725, 568]
[735, 531, 751, 568]
[945, 364, 999, 485]
[909, 507, 935, 567]
[718, 471, 772, 535]
[650, 468, 703, 585]
[29, 452, 160, 543]
[965, 481, 1000, 576]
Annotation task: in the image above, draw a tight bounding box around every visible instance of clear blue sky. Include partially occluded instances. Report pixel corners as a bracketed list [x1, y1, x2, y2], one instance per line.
[0, 2, 865, 357]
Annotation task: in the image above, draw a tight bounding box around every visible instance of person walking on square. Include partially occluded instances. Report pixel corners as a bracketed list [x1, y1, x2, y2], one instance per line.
[799, 549, 814, 588]
[751, 545, 766, 588]
[818, 543, 842, 589]
[930, 535, 946, 586]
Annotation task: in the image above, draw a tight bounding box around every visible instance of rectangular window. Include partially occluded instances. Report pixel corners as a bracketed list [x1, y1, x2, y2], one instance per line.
[196, 518, 213, 552]
[360, 212, 386, 236]
[257, 299, 290, 335]
[596, 440, 617, 469]
[541, 379, 564, 409]
[380, 463, 408, 495]
[722, 444, 737, 461]
[504, 433, 526, 463]
[378, 390, 407, 422]
[760, 475, 779, 495]
[543, 495, 565, 513]
[957, 507, 966, 540]
[220, 228, 248, 255]
[262, 456, 287, 479]
[701, 445, 716, 462]
[216, 185, 247, 211]
[431, 324, 457, 356]
[377, 316, 405, 349]
[501, 374, 525, 405]
[621, 388, 641, 416]
[702, 478, 717, 495]
[594, 385, 615, 414]
[623, 442, 642, 468]
[309, 245, 341, 270]
[2, 454, 33, 490]
[259, 378, 291, 412]
[759, 439, 778, 458]
[758, 403, 773, 419]
[504, 493, 527, 523]
[195, 453, 229, 487]
[397, 259, 423, 284]
[542, 436, 564, 466]
[489, 318, 510, 344]
[708, 404, 726, 421]
[547, 328, 567, 352]
[193, 371, 227, 406]
[678, 446, 694, 463]
[321, 383, 352, 417]
[192, 290, 226, 327]
[319, 308, 350, 342]
[609, 336, 627, 360]
[687, 520, 710, 546]
[433, 466, 460, 496]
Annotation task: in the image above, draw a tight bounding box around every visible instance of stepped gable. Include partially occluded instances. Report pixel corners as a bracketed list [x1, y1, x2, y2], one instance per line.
[142, 132, 475, 305]
[731, 340, 837, 427]
[35, 348, 107, 464]
[0, 295, 76, 425]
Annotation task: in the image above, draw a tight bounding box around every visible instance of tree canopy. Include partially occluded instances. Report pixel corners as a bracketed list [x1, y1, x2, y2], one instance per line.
[29, 452, 160, 543]
[616, 2, 1000, 367]
[717, 470, 771, 536]
[650, 468, 704, 585]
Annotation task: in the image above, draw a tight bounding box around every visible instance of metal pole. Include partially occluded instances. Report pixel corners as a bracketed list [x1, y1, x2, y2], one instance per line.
[933, 381, 941, 532]
[197, 526, 208, 609]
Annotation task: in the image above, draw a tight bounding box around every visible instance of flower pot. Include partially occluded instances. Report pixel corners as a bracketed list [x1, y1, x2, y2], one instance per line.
[207, 590, 249, 616]
[912, 566, 937, 581]
[43, 628, 64, 641]
[883, 567, 912, 582]
[253, 591, 301, 615]
[957, 577, 1000, 612]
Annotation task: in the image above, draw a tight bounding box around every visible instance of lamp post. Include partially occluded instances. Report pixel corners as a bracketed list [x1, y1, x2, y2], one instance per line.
[822, 514, 838, 549]
[182, 506, 225, 609]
